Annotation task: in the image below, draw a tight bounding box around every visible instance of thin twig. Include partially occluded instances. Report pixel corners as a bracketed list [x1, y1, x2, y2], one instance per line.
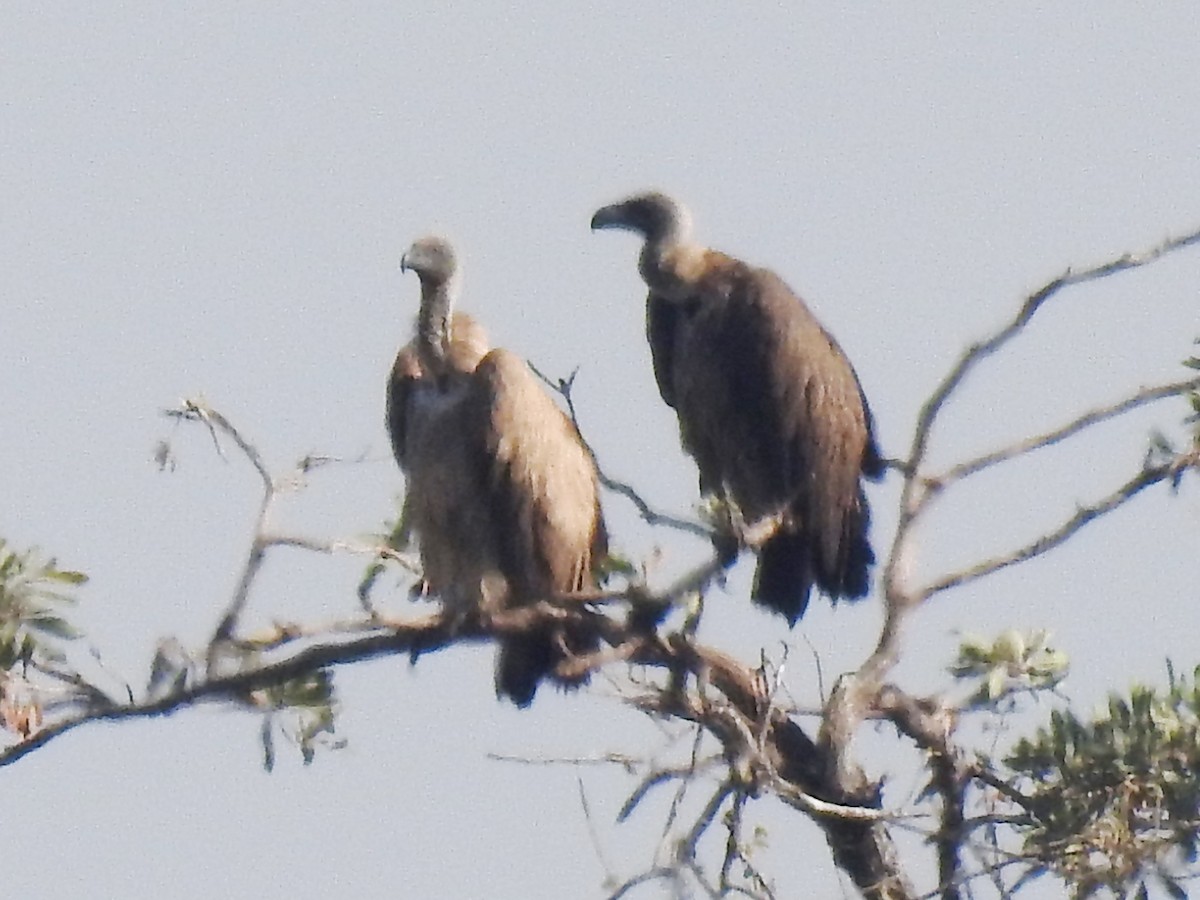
[529, 363, 713, 539]
[163, 398, 272, 490]
[488, 751, 642, 771]
[617, 756, 723, 824]
[918, 448, 1199, 600]
[578, 777, 619, 887]
[929, 375, 1200, 493]
[884, 224, 1200, 600]
[657, 725, 708, 858]
[606, 866, 680, 900]
[677, 779, 735, 865]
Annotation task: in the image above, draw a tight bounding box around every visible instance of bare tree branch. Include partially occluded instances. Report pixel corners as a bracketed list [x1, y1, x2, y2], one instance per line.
[606, 865, 682, 900]
[0, 613, 452, 768]
[164, 399, 283, 669]
[578, 777, 620, 889]
[884, 224, 1200, 600]
[21, 221, 1198, 899]
[929, 375, 1200, 493]
[530, 363, 714, 540]
[677, 779, 735, 867]
[919, 447, 1199, 600]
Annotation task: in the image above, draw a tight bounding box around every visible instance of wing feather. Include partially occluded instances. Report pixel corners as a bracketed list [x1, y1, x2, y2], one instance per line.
[470, 348, 606, 595]
[466, 348, 607, 706]
[667, 257, 876, 611]
[646, 293, 683, 408]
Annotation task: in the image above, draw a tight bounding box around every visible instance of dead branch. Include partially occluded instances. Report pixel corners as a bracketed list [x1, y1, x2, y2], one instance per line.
[530, 363, 714, 540]
[928, 375, 1200, 494]
[919, 446, 1198, 600]
[884, 224, 1200, 601]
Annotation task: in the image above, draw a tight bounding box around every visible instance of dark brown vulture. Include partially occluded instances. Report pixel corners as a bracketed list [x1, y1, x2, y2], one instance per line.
[590, 192, 883, 625]
[386, 235, 607, 707]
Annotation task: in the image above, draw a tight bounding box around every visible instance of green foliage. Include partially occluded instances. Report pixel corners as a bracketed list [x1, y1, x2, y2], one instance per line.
[950, 629, 1069, 708]
[1184, 341, 1200, 449]
[595, 551, 637, 581]
[249, 667, 343, 771]
[1148, 342, 1200, 486]
[0, 538, 87, 671]
[1005, 664, 1200, 897]
[1182, 339, 1200, 375]
[356, 502, 413, 610]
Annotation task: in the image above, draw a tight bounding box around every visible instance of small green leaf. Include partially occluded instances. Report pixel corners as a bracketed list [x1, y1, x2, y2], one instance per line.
[994, 630, 1026, 664]
[986, 667, 1008, 701]
[44, 569, 88, 586]
[260, 715, 276, 773]
[27, 615, 82, 640]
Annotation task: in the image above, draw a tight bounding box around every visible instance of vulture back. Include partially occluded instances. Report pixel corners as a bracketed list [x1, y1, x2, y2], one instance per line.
[390, 332, 606, 706]
[649, 255, 880, 622]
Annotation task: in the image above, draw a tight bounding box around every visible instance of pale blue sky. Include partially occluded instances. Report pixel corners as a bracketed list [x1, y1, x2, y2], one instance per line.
[2, 6, 1198, 898]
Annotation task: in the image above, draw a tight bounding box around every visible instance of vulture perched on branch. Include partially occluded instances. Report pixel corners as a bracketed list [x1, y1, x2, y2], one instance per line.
[386, 236, 607, 707]
[591, 191, 883, 624]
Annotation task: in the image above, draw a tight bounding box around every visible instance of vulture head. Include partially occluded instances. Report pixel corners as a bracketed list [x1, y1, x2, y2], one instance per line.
[591, 191, 704, 300]
[401, 235, 462, 374]
[590, 191, 692, 244]
[401, 235, 458, 286]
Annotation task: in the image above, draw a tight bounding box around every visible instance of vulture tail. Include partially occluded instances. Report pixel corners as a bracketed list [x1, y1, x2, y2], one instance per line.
[753, 491, 876, 624]
[821, 487, 876, 601]
[494, 620, 599, 708]
[495, 631, 555, 708]
[752, 530, 816, 626]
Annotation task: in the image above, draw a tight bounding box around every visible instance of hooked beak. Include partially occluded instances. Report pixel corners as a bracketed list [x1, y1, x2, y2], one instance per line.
[589, 203, 629, 232]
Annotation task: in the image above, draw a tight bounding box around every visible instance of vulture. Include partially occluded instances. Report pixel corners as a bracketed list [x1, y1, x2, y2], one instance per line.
[386, 236, 607, 707]
[590, 191, 883, 624]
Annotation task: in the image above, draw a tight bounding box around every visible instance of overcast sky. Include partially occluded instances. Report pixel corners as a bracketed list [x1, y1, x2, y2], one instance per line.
[3, 6, 1198, 898]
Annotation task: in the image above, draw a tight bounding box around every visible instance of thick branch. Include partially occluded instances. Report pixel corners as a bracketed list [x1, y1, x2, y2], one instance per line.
[646, 641, 914, 899]
[0, 613, 455, 768]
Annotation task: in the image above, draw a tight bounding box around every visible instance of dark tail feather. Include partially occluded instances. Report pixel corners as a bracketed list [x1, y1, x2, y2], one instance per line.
[494, 621, 599, 708]
[753, 483, 876, 624]
[752, 530, 815, 626]
[821, 487, 875, 600]
[828, 530, 874, 600]
[495, 632, 553, 708]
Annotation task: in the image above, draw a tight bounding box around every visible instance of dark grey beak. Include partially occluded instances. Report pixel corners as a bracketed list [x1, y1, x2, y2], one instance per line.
[589, 203, 626, 231]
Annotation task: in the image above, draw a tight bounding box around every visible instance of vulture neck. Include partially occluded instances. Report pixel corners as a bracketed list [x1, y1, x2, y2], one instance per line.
[415, 277, 455, 376]
[638, 228, 708, 302]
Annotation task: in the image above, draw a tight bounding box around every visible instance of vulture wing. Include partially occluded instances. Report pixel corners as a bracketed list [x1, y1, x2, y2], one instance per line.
[465, 349, 607, 707]
[670, 257, 877, 621]
[385, 344, 423, 469]
[646, 293, 686, 409]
